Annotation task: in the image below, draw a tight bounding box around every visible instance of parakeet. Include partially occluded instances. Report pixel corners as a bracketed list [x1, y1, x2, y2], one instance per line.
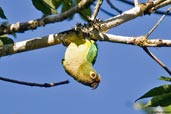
[62, 37, 100, 89]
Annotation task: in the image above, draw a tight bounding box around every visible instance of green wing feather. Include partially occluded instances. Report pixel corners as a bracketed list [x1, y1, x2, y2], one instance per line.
[86, 40, 98, 65]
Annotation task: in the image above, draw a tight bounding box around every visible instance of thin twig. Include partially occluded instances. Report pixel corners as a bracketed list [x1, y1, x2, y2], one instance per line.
[141, 3, 170, 74]
[134, 0, 139, 6]
[96, 5, 115, 16]
[142, 5, 171, 76]
[106, 0, 122, 14]
[0, 76, 69, 87]
[142, 47, 171, 76]
[146, 5, 171, 37]
[91, 0, 103, 21]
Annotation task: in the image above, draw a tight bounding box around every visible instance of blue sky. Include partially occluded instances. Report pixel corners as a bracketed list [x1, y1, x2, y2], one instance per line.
[0, 1, 171, 114]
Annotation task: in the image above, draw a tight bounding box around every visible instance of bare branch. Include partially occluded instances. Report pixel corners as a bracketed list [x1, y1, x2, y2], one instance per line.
[142, 47, 171, 76]
[0, 0, 95, 35]
[141, 4, 171, 76]
[0, 76, 69, 87]
[99, 1, 155, 32]
[1, 30, 171, 57]
[1, 0, 169, 36]
[148, 0, 171, 15]
[0, 29, 89, 57]
[134, 0, 139, 6]
[1, 0, 171, 57]
[100, 34, 171, 47]
[91, 0, 103, 21]
[96, 6, 115, 16]
[153, 0, 165, 6]
[119, 0, 171, 15]
[106, 0, 122, 14]
[146, 5, 171, 37]
[0, 33, 63, 57]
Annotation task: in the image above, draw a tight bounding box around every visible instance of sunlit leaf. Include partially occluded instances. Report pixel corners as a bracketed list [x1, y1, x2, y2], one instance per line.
[135, 102, 171, 113]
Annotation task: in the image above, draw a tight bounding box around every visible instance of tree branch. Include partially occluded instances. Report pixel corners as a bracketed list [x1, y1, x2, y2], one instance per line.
[134, 0, 139, 6]
[119, 0, 171, 16]
[1, 31, 171, 57]
[0, 0, 171, 57]
[91, 0, 103, 21]
[100, 34, 171, 47]
[106, 0, 122, 14]
[142, 47, 171, 76]
[1, 0, 169, 36]
[0, 0, 95, 35]
[0, 76, 69, 87]
[99, 1, 153, 32]
[142, 5, 171, 76]
[99, 0, 171, 32]
[0, 29, 79, 57]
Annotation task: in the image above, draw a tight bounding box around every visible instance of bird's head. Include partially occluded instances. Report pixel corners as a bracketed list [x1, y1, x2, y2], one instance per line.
[77, 62, 101, 89]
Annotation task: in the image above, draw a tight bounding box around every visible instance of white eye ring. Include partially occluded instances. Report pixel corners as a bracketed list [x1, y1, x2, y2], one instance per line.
[90, 71, 97, 79]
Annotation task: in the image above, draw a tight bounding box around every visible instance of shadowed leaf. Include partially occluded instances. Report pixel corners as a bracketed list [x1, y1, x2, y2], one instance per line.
[136, 84, 171, 101]
[76, 0, 92, 21]
[32, 0, 58, 16]
[0, 7, 7, 19]
[0, 36, 14, 46]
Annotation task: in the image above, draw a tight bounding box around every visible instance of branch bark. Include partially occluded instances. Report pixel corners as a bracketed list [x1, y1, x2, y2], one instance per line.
[142, 47, 171, 76]
[1, 31, 171, 57]
[119, 0, 171, 16]
[0, 0, 95, 35]
[100, 34, 171, 47]
[0, 76, 69, 87]
[99, 0, 171, 32]
[0, 29, 80, 57]
[0, 0, 171, 57]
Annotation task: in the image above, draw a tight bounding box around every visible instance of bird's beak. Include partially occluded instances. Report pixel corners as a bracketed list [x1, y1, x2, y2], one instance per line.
[91, 74, 101, 89]
[91, 82, 99, 89]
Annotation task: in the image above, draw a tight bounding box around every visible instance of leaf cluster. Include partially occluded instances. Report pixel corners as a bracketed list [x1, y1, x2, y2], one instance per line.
[31, 0, 91, 20]
[136, 76, 171, 107]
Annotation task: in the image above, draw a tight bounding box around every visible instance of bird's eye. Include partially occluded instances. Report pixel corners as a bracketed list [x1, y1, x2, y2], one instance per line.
[90, 71, 97, 79]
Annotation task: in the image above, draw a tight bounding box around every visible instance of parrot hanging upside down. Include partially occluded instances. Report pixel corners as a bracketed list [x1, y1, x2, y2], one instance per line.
[62, 37, 101, 89]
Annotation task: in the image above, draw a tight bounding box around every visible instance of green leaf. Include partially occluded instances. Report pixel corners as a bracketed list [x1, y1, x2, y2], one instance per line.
[32, 0, 92, 20]
[0, 7, 7, 19]
[160, 76, 171, 82]
[32, 0, 58, 16]
[52, 0, 62, 9]
[75, 0, 92, 21]
[61, 0, 72, 12]
[145, 93, 171, 107]
[0, 36, 14, 46]
[136, 84, 171, 101]
[79, 7, 92, 21]
[61, 0, 73, 20]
